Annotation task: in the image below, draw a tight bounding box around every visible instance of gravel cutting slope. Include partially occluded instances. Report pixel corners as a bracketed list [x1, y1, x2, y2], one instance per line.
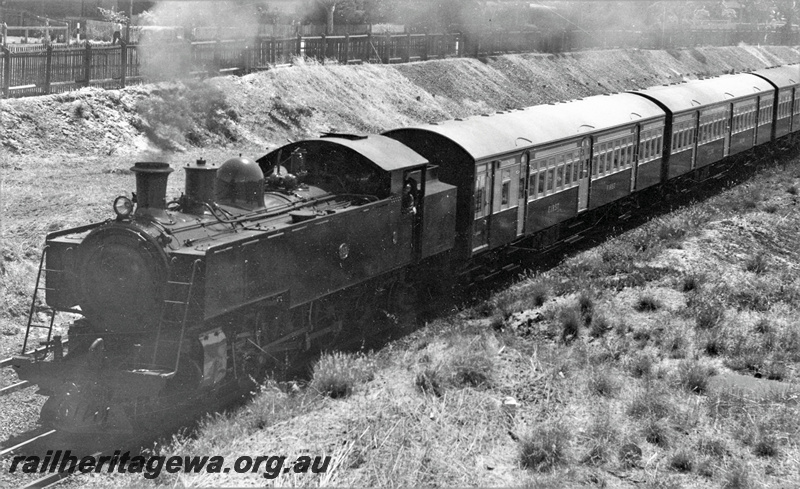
[1, 46, 798, 158]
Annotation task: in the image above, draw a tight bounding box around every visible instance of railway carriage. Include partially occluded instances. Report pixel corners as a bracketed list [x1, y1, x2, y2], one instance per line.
[384, 93, 665, 258]
[751, 64, 800, 138]
[634, 74, 775, 180]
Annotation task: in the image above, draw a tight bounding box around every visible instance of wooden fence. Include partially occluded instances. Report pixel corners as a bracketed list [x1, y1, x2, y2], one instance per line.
[1, 26, 797, 99]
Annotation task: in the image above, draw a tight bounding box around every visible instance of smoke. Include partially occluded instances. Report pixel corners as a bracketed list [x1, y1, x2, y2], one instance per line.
[137, 1, 264, 81]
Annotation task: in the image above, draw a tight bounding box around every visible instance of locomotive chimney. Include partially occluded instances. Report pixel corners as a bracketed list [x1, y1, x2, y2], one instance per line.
[130, 162, 173, 212]
[183, 158, 218, 214]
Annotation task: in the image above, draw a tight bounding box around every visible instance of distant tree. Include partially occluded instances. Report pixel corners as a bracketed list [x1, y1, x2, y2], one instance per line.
[97, 7, 129, 25]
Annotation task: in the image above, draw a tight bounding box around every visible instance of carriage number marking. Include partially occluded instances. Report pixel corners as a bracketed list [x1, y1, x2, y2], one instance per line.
[547, 203, 561, 213]
[606, 183, 617, 191]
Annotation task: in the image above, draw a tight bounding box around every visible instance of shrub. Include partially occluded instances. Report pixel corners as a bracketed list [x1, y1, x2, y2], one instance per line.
[764, 204, 778, 214]
[787, 185, 798, 195]
[676, 360, 715, 394]
[310, 351, 374, 399]
[519, 421, 571, 472]
[636, 294, 661, 312]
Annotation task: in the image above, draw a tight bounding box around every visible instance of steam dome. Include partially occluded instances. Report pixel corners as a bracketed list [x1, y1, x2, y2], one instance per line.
[215, 156, 264, 210]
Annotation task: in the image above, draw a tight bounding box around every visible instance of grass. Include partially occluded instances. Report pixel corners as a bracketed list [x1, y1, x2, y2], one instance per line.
[413, 334, 498, 394]
[519, 421, 571, 472]
[635, 293, 662, 312]
[676, 360, 715, 394]
[744, 254, 768, 274]
[587, 369, 619, 397]
[668, 450, 694, 472]
[310, 351, 375, 398]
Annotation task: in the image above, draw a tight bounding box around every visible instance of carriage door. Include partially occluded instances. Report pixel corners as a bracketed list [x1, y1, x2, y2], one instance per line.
[472, 163, 491, 252]
[403, 168, 424, 260]
[630, 126, 640, 191]
[517, 153, 530, 236]
[723, 101, 733, 157]
[577, 138, 590, 212]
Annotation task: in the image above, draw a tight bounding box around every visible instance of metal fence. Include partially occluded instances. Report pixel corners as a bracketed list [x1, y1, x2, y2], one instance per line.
[1, 26, 797, 99]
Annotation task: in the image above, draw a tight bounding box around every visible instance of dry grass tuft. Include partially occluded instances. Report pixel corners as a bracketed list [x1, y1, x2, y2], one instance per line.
[414, 334, 497, 394]
[414, 367, 445, 397]
[627, 387, 673, 420]
[744, 254, 768, 274]
[676, 360, 715, 394]
[581, 409, 620, 466]
[642, 418, 673, 448]
[635, 293, 661, 312]
[629, 353, 654, 378]
[668, 450, 694, 472]
[722, 463, 753, 489]
[559, 307, 582, 343]
[310, 351, 375, 398]
[587, 369, 620, 397]
[519, 421, 571, 472]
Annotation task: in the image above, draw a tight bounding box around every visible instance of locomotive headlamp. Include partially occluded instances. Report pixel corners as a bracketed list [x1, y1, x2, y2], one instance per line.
[113, 196, 134, 219]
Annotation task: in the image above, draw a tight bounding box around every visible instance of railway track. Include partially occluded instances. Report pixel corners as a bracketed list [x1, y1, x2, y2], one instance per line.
[0, 340, 69, 398]
[0, 430, 57, 459]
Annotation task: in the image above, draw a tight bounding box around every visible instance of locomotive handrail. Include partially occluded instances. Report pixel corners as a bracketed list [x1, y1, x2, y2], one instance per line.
[172, 259, 202, 375]
[44, 221, 106, 241]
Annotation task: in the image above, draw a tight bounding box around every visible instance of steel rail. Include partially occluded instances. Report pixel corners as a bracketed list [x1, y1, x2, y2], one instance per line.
[0, 430, 56, 459]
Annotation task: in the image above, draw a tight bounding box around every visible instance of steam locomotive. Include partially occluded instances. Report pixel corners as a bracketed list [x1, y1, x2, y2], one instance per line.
[11, 64, 799, 435]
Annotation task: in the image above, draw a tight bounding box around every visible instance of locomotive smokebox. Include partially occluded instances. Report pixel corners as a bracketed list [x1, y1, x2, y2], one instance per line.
[184, 158, 218, 214]
[130, 162, 174, 211]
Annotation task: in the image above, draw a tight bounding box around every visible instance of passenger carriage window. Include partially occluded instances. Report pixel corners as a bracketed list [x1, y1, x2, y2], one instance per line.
[537, 169, 545, 195]
[564, 161, 572, 186]
[475, 176, 485, 217]
[573, 155, 580, 182]
[546, 168, 554, 192]
[556, 165, 564, 189]
[501, 168, 511, 206]
[595, 145, 603, 175]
